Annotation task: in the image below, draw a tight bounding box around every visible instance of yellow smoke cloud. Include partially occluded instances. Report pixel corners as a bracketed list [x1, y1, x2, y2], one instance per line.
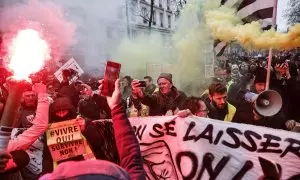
[113, 34, 170, 79]
[204, 0, 300, 50]
[114, 0, 213, 95]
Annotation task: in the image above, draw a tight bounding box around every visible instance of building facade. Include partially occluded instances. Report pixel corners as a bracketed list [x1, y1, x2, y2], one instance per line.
[127, 0, 176, 44]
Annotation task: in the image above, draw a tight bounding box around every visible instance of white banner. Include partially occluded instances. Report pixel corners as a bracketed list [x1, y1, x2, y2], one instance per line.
[129, 116, 300, 180]
[54, 58, 84, 82]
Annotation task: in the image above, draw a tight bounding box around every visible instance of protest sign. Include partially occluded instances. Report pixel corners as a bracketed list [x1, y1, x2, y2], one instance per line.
[11, 128, 44, 174]
[54, 58, 84, 83]
[129, 116, 300, 180]
[46, 119, 86, 162]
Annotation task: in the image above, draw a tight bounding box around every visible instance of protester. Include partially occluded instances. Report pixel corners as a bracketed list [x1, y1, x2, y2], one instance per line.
[285, 119, 300, 132]
[0, 150, 30, 179]
[126, 76, 157, 117]
[231, 64, 241, 83]
[131, 73, 187, 116]
[79, 83, 112, 119]
[253, 67, 267, 94]
[8, 83, 49, 152]
[178, 96, 209, 118]
[206, 82, 237, 122]
[227, 73, 254, 106]
[121, 76, 132, 101]
[46, 83, 56, 101]
[274, 61, 300, 122]
[232, 99, 287, 130]
[0, 47, 300, 180]
[239, 61, 249, 75]
[143, 76, 158, 95]
[6, 83, 49, 179]
[17, 88, 38, 128]
[40, 79, 145, 180]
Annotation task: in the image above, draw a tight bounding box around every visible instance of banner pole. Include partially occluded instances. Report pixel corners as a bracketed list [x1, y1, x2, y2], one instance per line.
[265, 0, 278, 90]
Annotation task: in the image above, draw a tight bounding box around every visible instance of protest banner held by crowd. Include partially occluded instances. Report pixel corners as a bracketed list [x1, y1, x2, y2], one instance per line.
[0, 0, 299, 180]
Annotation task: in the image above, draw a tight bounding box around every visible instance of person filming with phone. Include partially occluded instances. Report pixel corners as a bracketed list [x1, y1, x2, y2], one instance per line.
[131, 73, 187, 116]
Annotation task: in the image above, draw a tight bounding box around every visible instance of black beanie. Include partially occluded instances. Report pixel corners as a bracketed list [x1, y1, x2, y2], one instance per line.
[254, 68, 267, 84]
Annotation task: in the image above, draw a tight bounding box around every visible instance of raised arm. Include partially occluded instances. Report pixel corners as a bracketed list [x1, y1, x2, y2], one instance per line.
[7, 83, 49, 152]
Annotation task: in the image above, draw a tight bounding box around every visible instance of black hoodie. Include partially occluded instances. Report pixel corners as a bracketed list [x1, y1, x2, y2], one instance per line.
[41, 97, 119, 176]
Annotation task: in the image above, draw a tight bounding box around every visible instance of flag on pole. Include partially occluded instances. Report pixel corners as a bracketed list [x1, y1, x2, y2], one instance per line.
[214, 0, 277, 57]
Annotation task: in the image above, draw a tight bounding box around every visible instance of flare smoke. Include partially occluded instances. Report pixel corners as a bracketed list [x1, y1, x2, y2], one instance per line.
[0, 0, 76, 67]
[204, 0, 300, 50]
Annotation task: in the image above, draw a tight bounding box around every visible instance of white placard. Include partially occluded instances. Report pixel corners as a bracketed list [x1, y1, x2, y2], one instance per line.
[54, 58, 84, 82]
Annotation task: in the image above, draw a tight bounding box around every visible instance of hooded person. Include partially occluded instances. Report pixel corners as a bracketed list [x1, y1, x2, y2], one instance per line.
[41, 97, 80, 174]
[48, 97, 77, 123]
[131, 73, 187, 116]
[40, 79, 145, 180]
[42, 96, 120, 175]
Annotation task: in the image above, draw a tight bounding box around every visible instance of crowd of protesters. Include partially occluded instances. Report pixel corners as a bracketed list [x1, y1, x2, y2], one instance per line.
[0, 49, 299, 179]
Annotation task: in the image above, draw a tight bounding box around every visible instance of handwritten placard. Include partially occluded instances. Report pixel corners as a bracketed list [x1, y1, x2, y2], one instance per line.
[46, 119, 86, 162]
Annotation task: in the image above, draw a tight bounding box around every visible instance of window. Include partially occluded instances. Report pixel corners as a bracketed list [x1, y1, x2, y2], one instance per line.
[167, 0, 170, 10]
[152, 11, 156, 25]
[167, 15, 171, 28]
[160, 12, 164, 27]
[159, 0, 162, 7]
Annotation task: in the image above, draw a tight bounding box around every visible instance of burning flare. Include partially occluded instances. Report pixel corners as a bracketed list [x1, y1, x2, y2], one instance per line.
[8, 29, 50, 80]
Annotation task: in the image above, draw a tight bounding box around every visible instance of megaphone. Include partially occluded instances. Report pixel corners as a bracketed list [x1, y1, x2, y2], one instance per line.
[255, 90, 282, 117]
[244, 90, 282, 117]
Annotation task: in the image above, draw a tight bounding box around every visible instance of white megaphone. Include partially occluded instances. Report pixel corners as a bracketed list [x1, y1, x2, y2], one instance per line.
[244, 90, 282, 117]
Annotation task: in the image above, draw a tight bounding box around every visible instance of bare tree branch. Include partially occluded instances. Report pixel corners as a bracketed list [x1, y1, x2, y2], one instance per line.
[172, 0, 187, 16]
[129, 0, 154, 29]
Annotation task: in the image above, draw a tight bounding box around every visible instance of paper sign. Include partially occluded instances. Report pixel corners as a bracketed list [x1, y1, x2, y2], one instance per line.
[46, 119, 86, 162]
[54, 58, 84, 83]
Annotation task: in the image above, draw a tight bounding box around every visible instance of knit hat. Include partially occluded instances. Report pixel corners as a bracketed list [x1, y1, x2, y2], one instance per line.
[157, 73, 172, 83]
[254, 67, 267, 84]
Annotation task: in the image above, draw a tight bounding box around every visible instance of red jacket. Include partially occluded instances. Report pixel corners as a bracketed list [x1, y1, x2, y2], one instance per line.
[111, 103, 145, 180]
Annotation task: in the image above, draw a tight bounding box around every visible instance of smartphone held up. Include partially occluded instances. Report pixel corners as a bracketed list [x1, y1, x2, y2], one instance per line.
[137, 81, 146, 88]
[101, 61, 121, 97]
